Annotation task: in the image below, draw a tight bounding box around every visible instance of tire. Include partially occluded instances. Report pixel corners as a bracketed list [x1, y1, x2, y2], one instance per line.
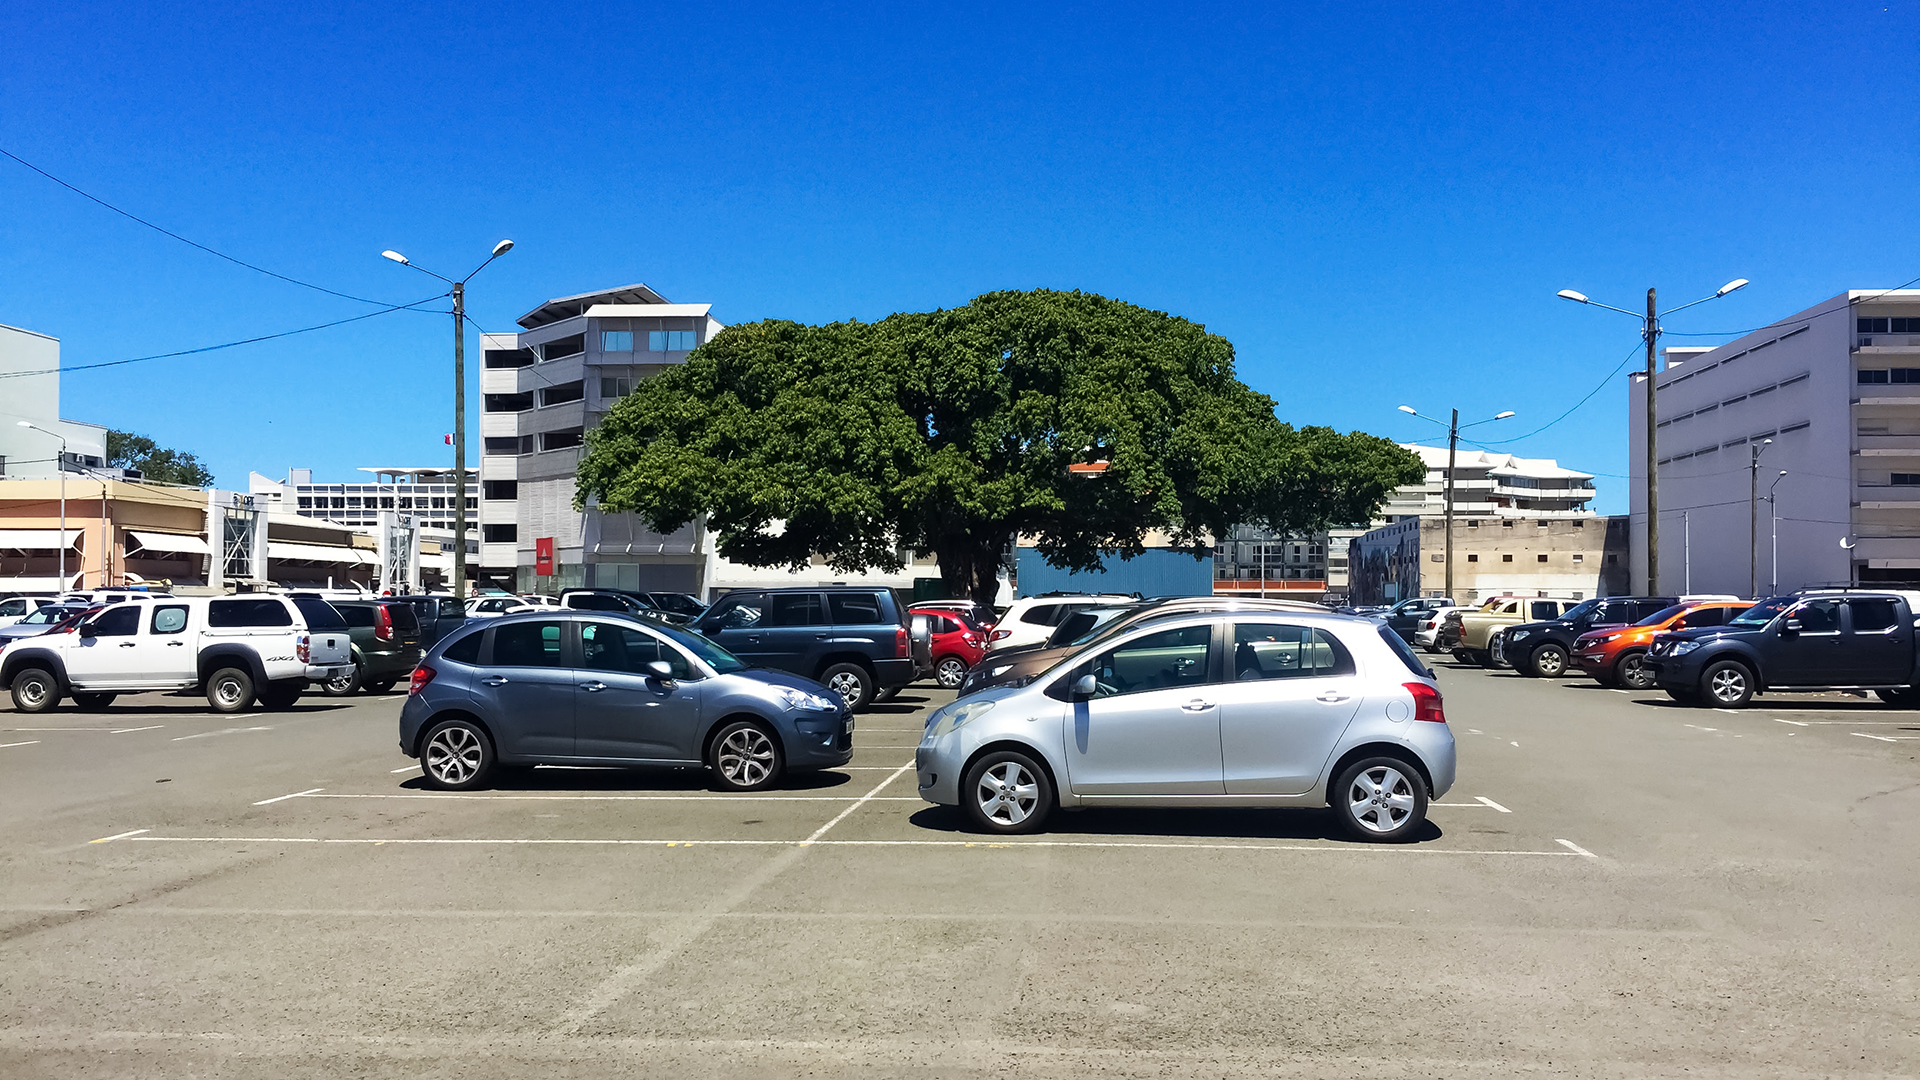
[1332, 756, 1429, 843]
[320, 662, 361, 697]
[1876, 687, 1920, 708]
[419, 718, 495, 790]
[935, 656, 968, 689]
[1615, 650, 1656, 691]
[819, 663, 874, 712]
[961, 749, 1053, 834]
[1665, 687, 1699, 704]
[259, 681, 303, 711]
[1522, 643, 1567, 678]
[11, 668, 62, 713]
[205, 667, 255, 713]
[1701, 660, 1755, 708]
[367, 679, 397, 695]
[1450, 649, 1474, 664]
[1474, 650, 1498, 668]
[874, 687, 900, 703]
[708, 720, 785, 791]
[73, 692, 116, 712]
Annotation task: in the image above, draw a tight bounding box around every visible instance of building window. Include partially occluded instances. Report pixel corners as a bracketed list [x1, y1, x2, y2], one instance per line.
[483, 480, 517, 500]
[539, 382, 584, 407]
[1502, 553, 1514, 562]
[1466, 520, 1479, 529]
[541, 334, 585, 361]
[1573, 519, 1585, 528]
[431, 498, 446, 509]
[397, 497, 412, 509]
[1502, 520, 1514, 529]
[484, 348, 534, 368]
[485, 391, 534, 412]
[1860, 317, 1920, 334]
[483, 524, 517, 543]
[1572, 553, 1584, 563]
[649, 330, 698, 351]
[1893, 474, 1920, 486]
[1855, 369, 1920, 384]
[1467, 554, 1479, 563]
[1608, 554, 1620, 565]
[541, 429, 584, 452]
[1537, 553, 1548, 563]
[1430, 553, 1444, 562]
[330, 497, 345, 509]
[601, 376, 633, 399]
[297, 497, 311, 508]
[601, 331, 633, 351]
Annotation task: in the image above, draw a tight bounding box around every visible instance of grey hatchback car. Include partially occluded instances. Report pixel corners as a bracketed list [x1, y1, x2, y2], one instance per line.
[917, 610, 1455, 841]
[399, 611, 853, 791]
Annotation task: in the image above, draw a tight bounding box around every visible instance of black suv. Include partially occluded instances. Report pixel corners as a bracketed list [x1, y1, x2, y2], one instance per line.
[1495, 595, 1677, 677]
[1648, 590, 1920, 708]
[691, 587, 921, 710]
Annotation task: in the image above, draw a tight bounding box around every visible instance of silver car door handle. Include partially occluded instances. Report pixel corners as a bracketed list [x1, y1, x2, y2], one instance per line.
[580, 681, 607, 692]
[481, 676, 509, 686]
[1316, 692, 1351, 703]
[1181, 698, 1215, 712]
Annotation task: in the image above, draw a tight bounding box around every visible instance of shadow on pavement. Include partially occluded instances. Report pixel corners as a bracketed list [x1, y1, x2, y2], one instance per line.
[402, 765, 858, 793]
[907, 804, 1445, 844]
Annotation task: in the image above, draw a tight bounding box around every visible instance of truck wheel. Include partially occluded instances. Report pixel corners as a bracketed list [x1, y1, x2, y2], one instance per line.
[73, 692, 117, 712]
[1450, 648, 1474, 664]
[367, 679, 397, 695]
[11, 668, 62, 713]
[320, 662, 361, 697]
[1701, 660, 1754, 708]
[1525, 644, 1568, 678]
[819, 663, 874, 712]
[206, 667, 256, 713]
[1615, 650, 1656, 690]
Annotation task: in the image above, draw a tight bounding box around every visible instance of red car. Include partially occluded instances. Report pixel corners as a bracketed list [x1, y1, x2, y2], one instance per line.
[917, 608, 988, 688]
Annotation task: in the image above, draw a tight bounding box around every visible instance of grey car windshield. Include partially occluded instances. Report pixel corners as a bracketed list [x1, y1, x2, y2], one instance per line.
[654, 623, 748, 674]
[1728, 597, 1793, 627]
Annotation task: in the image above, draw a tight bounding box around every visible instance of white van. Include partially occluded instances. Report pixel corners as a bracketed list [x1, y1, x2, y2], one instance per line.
[1, 595, 353, 714]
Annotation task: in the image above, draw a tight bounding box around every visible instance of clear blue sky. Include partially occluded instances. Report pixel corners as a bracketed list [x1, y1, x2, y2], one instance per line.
[4, 2, 1917, 513]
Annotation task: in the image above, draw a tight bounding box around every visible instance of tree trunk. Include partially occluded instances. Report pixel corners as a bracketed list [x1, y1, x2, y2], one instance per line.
[934, 534, 1006, 613]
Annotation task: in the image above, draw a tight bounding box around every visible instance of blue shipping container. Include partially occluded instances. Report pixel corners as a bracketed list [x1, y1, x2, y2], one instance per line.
[1014, 547, 1213, 599]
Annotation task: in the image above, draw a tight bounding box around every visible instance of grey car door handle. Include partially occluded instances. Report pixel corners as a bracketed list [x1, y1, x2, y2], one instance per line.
[1181, 698, 1215, 712]
[1317, 692, 1351, 703]
[481, 676, 509, 686]
[579, 681, 607, 692]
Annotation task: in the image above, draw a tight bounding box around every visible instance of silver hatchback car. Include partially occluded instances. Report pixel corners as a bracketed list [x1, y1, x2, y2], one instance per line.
[916, 611, 1455, 841]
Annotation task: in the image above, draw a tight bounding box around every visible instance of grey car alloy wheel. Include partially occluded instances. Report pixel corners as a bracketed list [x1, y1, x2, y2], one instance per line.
[1347, 764, 1417, 835]
[936, 657, 967, 688]
[975, 760, 1040, 827]
[425, 726, 485, 786]
[717, 726, 777, 787]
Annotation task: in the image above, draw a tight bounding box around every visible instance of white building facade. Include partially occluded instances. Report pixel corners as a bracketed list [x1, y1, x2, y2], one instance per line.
[1628, 290, 1920, 596]
[0, 323, 109, 480]
[1384, 445, 1597, 520]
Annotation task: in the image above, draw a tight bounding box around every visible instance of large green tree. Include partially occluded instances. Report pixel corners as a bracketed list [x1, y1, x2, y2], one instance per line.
[106, 430, 215, 488]
[577, 289, 1422, 608]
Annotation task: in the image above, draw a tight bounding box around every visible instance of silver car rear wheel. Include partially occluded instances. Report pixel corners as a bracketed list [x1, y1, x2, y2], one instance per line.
[1333, 756, 1428, 842]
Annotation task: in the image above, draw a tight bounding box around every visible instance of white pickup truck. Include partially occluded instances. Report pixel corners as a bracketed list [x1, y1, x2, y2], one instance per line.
[0, 595, 353, 713]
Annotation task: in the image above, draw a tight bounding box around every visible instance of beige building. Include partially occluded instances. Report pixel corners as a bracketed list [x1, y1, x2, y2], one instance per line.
[1348, 516, 1631, 605]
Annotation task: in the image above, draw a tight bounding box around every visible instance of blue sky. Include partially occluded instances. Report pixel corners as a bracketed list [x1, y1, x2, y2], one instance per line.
[3, 1, 1917, 513]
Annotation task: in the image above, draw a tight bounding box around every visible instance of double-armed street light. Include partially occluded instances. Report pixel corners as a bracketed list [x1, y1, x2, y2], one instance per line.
[381, 240, 514, 600]
[1767, 469, 1788, 596]
[1558, 278, 1749, 593]
[1396, 405, 1516, 600]
[15, 421, 67, 591]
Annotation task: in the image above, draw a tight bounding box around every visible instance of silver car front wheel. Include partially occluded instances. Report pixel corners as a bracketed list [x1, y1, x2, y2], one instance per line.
[960, 750, 1053, 834]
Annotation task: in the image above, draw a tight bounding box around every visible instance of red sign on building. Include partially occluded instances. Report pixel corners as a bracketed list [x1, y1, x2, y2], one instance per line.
[534, 537, 554, 577]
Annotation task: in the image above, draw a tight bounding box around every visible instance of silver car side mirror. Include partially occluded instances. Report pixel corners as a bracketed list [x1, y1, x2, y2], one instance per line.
[1073, 674, 1098, 699]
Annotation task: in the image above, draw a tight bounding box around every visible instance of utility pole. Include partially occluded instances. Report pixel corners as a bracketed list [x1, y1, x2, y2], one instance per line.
[451, 280, 467, 602]
[1748, 439, 1771, 598]
[1644, 288, 1659, 594]
[1768, 470, 1786, 595]
[1445, 408, 1459, 602]
[1682, 510, 1691, 594]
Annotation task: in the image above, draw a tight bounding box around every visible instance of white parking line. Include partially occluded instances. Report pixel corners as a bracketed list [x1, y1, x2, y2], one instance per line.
[803, 762, 917, 844]
[172, 726, 272, 742]
[110, 725, 165, 734]
[1772, 718, 1809, 727]
[390, 765, 421, 773]
[109, 834, 1594, 856]
[1554, 838, 1599, 859]
[89, 829, 150, 844]
[252, 787, 325, 806]
[1851, 732, 1920, 742]
[1474, 796, 1512, 813]
[0, 740, 40, 749]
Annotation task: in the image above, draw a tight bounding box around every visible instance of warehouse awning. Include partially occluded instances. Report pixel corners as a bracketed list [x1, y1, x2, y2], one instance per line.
[127, 531, 210, 556]
[268, 541, 376, 566]
[0, 529, 82, 551]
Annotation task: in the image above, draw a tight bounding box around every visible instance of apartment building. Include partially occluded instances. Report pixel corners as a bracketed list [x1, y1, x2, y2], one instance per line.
[1383, 445, 1597, 519]
[249, 467, 478, 532]
[1628, 290, 1920, 595]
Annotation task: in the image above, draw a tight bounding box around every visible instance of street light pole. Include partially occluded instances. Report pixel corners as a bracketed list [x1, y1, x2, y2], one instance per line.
[1768, 470, 1787, 595]
[1558, 278, 1748, 595]
[1397, 405, 1514, 601]
[383, 240, 513, 601]
[17, 422, 66, 592]
[1748, 439, 1772, 598]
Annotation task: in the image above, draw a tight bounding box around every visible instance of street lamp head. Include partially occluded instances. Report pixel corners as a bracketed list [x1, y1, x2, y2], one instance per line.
[1494, 411, 1516, 420]
[14, 420, 30, 428]
[381, 250, 410, 265]
[1557, 289, 1589, 304]
[1778, 469, 1788, 476]
[491, 239, 515, 257]
[1716, 278, 1750, 297]
[1397, 405, 1417, 415]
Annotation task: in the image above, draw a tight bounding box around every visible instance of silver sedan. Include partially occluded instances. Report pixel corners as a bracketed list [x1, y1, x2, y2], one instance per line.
[916, 611, 1456, 842]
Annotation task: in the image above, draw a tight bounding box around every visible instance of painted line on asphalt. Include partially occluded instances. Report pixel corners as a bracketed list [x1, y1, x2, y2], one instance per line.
[116, 835, 1594, 856]
[5, 727, 125, 732]
[802, 762, 918, 845]
[1771, 718, 1809, 726]
[172, 726, 273, 742]
[1474, 796, 1512, 813]
[252, 787, 326, 806]
[1851, 731, 1920, 742]
[0, 740, 41, 749]
[109, 725, 164, 734]
[89, 829, 150, 844]
[390, 765, 421, 773]
[1554, 838, 1599, 859]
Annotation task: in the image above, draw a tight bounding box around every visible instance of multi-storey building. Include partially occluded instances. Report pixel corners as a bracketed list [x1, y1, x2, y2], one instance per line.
[1628, 289, 1920, 595]
[1383, 445, 1597, 519]
[249, 467, 477, 531]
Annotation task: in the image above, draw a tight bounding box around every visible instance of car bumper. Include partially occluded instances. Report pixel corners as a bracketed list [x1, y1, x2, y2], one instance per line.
[916, 737, 964, 806]
[1647, 654, 1703, 689]
[787, 712, 856, 768]
[305, 663, 354, 683]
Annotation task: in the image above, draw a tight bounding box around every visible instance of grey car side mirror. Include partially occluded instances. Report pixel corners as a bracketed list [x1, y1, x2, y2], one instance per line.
[646, 660, 675, 681]
[1073, 674, 1098, 699]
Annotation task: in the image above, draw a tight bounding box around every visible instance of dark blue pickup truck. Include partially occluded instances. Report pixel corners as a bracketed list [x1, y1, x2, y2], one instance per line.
[1647, 589, 1920, 708]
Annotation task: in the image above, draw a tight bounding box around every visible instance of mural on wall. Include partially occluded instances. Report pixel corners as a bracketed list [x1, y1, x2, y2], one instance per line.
[1349, 524, 1420, 606]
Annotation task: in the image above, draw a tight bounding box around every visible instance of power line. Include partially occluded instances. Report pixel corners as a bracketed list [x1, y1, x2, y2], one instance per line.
[0, 293, 449, 380]
[1473, 340, 1644, 445]
[1660, 273, 1920, 339]
[0, 145, 401, 307]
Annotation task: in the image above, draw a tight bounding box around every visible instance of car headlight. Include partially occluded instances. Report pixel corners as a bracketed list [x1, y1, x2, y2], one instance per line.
[988, 664, 1013, 678]
[775, 687, 840, 711]
[1508, 629, 1531, 642]
[925, 698, 996, 737]
[1671, 640, 1700, 656]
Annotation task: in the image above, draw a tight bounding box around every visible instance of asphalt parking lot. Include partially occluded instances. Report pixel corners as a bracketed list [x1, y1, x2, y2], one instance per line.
[3, 662, 1918, 1078]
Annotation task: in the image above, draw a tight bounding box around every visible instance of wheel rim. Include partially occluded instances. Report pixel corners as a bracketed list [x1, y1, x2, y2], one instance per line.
[326, 669, 356, 693]
[717, 727, 775, 786]
[1536, 648, 1564, 676]
[937, 659, 966, 688]
[827, 670, 864, 704]
[425, 726, 483, 784]
[19, 679, 47, 708]
[1347, 765, 1416, 834]
[1620, 654, 1653, 689]
[1709, 668, 1745, 703]
[213, 677, 245, 708]
[975, 761, 1039, 826]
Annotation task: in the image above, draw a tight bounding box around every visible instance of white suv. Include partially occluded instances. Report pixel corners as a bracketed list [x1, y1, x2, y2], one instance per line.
[1, 595, 353, 714]
[0, 596, 58, 628]
[986, 594, 1138, 653]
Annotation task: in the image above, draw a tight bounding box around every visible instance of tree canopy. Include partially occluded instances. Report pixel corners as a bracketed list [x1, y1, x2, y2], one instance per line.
[106, 430, 214, 488]
[577, 289, 1423, 607]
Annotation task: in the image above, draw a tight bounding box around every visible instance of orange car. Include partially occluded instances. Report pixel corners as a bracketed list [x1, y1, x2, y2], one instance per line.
[1573, 600, 1752, 689]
